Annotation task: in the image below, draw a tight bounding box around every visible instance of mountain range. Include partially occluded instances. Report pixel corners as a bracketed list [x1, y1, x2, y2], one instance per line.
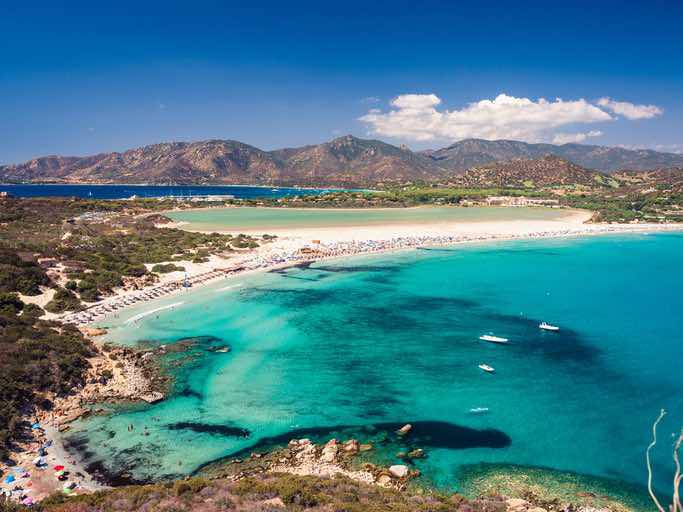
[2, 136, 682, 187]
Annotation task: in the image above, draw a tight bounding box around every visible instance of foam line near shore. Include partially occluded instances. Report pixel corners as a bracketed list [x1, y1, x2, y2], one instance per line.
[215, 283, 242, 292]
[124, 302, 184, 324]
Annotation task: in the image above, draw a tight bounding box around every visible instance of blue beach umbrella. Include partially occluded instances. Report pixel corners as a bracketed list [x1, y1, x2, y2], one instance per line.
[4, 474, 15, 484]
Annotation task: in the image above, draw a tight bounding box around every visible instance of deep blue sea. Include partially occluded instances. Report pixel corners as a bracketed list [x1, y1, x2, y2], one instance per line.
[0, 183, 330, 199]
[65, 233, 683, 503]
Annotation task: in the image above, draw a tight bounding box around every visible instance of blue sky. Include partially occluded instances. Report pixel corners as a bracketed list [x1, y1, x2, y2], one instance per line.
[1, 1, 682, 164]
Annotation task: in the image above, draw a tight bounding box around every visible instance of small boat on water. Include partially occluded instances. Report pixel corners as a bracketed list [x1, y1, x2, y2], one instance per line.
[469, 407, 490, 414]
[539, 322, 560, 331]
[479, 334, 509, 344]
[478, 364, 495, 373]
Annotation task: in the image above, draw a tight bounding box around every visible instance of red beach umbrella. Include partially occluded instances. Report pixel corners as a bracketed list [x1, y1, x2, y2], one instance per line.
[54, 465, 64, 471]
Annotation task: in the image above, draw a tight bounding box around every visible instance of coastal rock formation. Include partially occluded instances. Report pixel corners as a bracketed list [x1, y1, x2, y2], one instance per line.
[35, 345, 166, 430]
[80, 326, 107, 336]
[320, 439, 338, 462]
[388, 464, 409, 478]
[205, 436, 417, 491]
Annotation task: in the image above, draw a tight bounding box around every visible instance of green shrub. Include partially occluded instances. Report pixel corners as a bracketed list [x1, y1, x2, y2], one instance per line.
[0, 247, 50, 295]
[45, 288, 83, 313]
[0, 314, 93, 458]
[151, 263, 185, 274]
[0, 292, 23, 315]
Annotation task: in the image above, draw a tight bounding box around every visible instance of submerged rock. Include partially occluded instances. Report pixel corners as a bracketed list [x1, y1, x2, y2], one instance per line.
[407, 448, 425, 458]
[206, 345, 231, 353]
[140, 391, 164, 403]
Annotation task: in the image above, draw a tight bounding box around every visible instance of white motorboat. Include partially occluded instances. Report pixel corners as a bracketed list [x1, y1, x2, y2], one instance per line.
[478, 364, 495, 373]
[479, 334, 509, 344]
[468, 407, 490, 414]
[539, 322, 560, 331]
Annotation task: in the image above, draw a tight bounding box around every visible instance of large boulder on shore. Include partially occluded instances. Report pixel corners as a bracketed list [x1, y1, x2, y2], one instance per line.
[81, 327, 107, 336]
[342, 439, 359, 454]
[388, 464, 409, 478]
[506, 498, 531, 512]
[321, 439, 338, 462]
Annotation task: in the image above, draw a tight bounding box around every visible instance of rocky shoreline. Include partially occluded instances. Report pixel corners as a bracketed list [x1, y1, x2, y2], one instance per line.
[0, 328, 169, 504]
[210, 436, 416, 491]
[197, 434, 627, 512]
[36, 329, 168, 431]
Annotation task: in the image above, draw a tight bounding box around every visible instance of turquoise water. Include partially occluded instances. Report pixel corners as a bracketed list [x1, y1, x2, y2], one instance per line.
[166, 206, 570, 232]
[66, 233, 683, 496]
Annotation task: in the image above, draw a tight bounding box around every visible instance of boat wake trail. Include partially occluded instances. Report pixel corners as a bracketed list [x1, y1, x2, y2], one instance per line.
[124, 302, 184, 324]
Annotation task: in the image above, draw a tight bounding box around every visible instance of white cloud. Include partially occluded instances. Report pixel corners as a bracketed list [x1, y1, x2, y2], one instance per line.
[654, 143, 682, 154]
[597, 97, 662, 120]
[552, 130, 603, 145]
[360, 96, 381, 104]
[391, 94, 442, 109]
[359, 93, 613, 143]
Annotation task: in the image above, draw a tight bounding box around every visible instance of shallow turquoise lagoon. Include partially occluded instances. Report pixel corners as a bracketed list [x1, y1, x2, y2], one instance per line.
[166, 205, 570, 232]
[67, 233, 683, 496]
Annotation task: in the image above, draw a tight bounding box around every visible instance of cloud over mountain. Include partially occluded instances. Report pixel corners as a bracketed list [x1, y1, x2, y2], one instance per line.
[552, 130, 603, 145]
[596, 97, 663, 119]
[359, 93, 662, 144]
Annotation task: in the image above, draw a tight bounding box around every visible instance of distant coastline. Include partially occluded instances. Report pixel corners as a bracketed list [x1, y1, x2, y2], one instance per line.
[0, 183, 340, 200]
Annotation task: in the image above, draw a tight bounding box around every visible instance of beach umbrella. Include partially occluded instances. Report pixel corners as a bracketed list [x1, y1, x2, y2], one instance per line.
[4, 474, 15, 484]
[31, 422, 41, 430]
[53, 465, 64, 471]
[32, 457, 42, 465]
[22, 497, 34, 506]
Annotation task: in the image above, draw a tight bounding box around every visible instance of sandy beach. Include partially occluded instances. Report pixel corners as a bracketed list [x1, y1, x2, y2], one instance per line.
[58, 207, 683, 327]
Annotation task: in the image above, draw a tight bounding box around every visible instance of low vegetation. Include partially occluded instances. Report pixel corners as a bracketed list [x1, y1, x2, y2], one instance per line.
[0, 295, 94, 459]
[22, 473, 494, 512]
[0, 247, 51, 295]
[0, 197, 262, 303]
[151, 263, 186, 274]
